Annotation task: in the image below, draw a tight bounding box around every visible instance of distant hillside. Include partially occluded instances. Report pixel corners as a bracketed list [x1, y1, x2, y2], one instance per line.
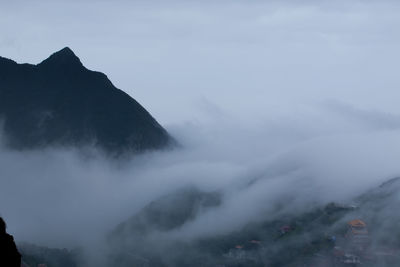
[106, 179, 400, 266]
[18, 243, 79, 267]
[112, 187, 221, 237]
[0, 47, 173, 154]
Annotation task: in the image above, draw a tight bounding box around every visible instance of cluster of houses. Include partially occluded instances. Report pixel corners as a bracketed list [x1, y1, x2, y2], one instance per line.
[224, 219, 399, 266]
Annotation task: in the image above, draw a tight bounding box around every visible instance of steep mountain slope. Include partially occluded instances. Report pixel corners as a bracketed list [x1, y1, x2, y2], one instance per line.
[107, 179, 400, 267]
[0, 47, 173, 154]
[16, 178, 400, 266]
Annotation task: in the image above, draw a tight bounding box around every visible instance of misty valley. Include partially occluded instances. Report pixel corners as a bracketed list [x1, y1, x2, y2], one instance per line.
[2, 6, 400, 264]
[13, 179, 400, 267]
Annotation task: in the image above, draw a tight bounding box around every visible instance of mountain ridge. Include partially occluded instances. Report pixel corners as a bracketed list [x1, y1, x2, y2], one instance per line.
[0, 47, 174, 155]
[38, 47, 84, 70]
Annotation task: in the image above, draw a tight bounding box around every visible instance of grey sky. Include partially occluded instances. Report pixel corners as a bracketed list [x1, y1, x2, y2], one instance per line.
[2, 0, 400, 125]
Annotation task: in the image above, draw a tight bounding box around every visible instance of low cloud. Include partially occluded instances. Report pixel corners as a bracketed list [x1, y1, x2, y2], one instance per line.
[1, 102, 400, 257]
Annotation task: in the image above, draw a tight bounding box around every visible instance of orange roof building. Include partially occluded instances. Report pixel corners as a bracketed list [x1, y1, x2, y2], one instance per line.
[348, 219, 366, 228]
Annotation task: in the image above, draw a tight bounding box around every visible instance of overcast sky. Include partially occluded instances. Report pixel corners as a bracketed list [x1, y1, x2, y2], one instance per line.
[1, 0, 400, 125]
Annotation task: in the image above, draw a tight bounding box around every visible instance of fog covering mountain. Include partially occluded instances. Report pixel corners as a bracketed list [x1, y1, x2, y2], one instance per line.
[106, 177, 400, 267]
[1, 103, 400, 267]
[1, 48, 400, 266]
[2, 0, 400, 266]
[12, 175, 400, 267]
[0, 47, 173, 155]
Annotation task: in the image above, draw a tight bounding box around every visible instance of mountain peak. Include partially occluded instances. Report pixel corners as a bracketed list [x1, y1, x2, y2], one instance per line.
[56, 46, 75, 56]
[0, 48, 174, 155]
[39, 47, 83, 68]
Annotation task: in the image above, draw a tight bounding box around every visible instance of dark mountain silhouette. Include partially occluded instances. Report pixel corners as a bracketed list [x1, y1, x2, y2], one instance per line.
[0, 47, 173, 154]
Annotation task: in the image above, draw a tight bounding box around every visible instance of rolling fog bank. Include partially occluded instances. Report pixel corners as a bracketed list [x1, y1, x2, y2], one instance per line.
[0, 102, 400, 258]
[2, 0, 400, 265]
